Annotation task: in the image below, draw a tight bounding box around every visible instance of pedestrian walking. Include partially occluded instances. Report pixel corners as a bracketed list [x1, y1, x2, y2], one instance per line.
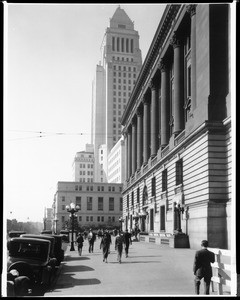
[115, 231, 124, 263]
[193, 240, 215, 295]
[76, 233, 84, 256]
[123, 229, 132, 258]
[100, 231, 111, 263]
[87, 229, 96, 253]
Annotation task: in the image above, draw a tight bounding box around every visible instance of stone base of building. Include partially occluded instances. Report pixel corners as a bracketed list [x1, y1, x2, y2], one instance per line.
[169, 233, 190, 248]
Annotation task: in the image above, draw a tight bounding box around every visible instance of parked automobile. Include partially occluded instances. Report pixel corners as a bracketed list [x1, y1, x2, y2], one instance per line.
[21, 234, 63, 266]
[7, 237, 55, 296]
[41, 234, 65, 265]
[60, 230, 70, 243]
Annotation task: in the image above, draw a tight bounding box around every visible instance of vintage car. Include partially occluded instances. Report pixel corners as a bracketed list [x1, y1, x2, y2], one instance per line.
[21, 234, 63, 266]
[7, 237, 55, 295]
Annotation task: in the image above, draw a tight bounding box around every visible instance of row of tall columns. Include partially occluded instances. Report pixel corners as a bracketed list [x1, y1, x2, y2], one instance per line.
[124, 6, 197, 181]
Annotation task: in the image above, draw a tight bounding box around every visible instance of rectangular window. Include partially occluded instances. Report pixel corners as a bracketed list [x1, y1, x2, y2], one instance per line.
[79, 216, 82, 222]
[176, 159, 183, 186]
[86, 216, 89, 222]
[108, 186, 111, 192]
[101, 186, 104, 191]
[87, 197, 92, 210]
[90, 216, 93, 222]
[75, 185, 78, 191]
[97, 216, 100, 222]
[61, 216, 65, 223]
[160, 206, 166, 231]
[120, 197, 123, 211]
[162, 169, 168, 192]
[137, 187, 140, 203]
[61, 196, 65, 202]
[76, 196, 81, 210]
[98, 197, 103, 211]
[151, 177, 156, 197]
[101, 216, 104, 222]
[131, 191, 134, 206]
[127, 194, 129, 208]
[109, 197, 114, 211]
[62, 205, 65, 211]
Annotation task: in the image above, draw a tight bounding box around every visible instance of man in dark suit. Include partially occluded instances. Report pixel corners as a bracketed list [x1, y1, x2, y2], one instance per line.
[193, 240, 215, 294]
[123, 229, 132, 258]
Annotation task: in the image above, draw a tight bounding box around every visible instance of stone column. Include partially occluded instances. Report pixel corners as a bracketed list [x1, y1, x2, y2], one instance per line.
[170, 32, 184, 135]
[137, 107, 143, 170]
[159, 58, 170, 147]
[186, 4, 197, 111]
[143, 96, 150, 164]
[124, 132, 128, 182]
[131, 118, 137, 175]
[127, 127, 132, 179]
[150, 80, 158, 157]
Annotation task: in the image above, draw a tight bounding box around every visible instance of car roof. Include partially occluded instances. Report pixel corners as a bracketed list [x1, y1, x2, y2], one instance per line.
[10, 237, 51, 245]
[21, 234, 55, 242]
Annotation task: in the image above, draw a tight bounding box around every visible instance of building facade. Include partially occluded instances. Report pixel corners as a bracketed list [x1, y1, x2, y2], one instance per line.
[53, 182, 123, 233]
[72, 144, 94, 183]
[121, 4, 232, 250]
[92, 6, 142, 182]
[108, 136, 125, 183]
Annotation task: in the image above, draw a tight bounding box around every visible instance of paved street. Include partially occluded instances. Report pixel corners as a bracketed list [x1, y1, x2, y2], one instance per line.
[44, 237, 231, 297]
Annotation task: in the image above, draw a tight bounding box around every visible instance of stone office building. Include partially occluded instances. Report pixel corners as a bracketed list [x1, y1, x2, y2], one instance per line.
[53, 182, 123, 233]
[121, 4, 232, 250]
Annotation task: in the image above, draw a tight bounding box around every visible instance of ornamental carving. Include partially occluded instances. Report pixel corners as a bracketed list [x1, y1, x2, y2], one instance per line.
[158, 58, 167, 72]
[186, 4, 197, 17]
[149, 79, 156, 90]
[169, 31, 181, 49]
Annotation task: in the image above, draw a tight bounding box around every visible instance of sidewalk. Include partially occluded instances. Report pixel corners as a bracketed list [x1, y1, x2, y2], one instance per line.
[44, 237, 231, 297]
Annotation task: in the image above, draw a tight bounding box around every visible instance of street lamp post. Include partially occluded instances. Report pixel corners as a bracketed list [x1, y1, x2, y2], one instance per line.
[119, 217, 124, 232]
[66, 203, 80, 251]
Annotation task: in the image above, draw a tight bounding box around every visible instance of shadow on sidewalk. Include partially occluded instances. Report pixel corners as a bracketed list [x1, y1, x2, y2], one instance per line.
[109, 261, 161, 264]
[61, 265, 94, 272]
[64, 256, 90, 261]
[54, 276, 101, 290]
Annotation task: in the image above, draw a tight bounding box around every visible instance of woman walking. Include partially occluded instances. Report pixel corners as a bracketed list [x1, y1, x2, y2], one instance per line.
[115, 231, 124, 263]
[100, 231, 111, 263]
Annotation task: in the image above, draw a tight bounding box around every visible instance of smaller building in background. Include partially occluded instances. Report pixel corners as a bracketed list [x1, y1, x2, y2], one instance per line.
[53, 181, 123, 233]
[43, 207, 53, 231]
[72, 144, 94, 183]
[108, 136, 125, 183]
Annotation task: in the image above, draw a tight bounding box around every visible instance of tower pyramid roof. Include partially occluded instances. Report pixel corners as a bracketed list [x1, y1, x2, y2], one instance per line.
[110, 6, 134, 30]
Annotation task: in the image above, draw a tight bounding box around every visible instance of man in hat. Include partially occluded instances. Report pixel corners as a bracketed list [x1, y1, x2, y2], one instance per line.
[193, 240, 215, 295]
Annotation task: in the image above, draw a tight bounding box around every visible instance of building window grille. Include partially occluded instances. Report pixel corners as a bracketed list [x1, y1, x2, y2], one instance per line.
[98, 197, 103, 211]
[162, 169, 168, 192]
[120, 197, 123, 211]
[151, 177, 156, 197]
[176, 159, 183, 186]
[87, 197, 93, 210]
[109, 197, 114, 211]
[76, 196, 81, 210]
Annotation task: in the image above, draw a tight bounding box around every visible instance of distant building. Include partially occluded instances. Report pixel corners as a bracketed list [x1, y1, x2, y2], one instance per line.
[72, 144, 94, 183]
[53, 181, 123, 233]
[121, 4, 232, 250]
[108, 136, 125, 183]
[92, 6, 142, 182]
[43, 207, 53, 231]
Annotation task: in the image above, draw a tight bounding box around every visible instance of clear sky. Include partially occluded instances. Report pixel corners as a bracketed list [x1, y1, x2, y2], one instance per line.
[4, 3, 166, 222]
